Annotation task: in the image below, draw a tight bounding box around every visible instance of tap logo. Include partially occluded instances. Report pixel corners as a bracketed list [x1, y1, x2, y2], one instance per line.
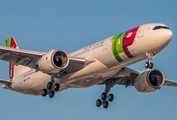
[112, 26, 139, 62]
[127, 32, 133, 38]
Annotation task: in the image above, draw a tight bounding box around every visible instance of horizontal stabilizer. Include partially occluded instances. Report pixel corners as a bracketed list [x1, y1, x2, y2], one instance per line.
[0, 79, 12, 85]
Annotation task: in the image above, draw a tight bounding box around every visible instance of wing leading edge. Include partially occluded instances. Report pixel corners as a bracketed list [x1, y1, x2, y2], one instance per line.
[0, 46, 44, 68]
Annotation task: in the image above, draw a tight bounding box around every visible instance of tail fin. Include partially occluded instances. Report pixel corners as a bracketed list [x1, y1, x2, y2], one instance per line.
[6, 37, 31, 79]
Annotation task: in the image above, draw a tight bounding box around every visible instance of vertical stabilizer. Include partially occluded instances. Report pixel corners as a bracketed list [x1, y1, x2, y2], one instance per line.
[6, 37, 31, 79]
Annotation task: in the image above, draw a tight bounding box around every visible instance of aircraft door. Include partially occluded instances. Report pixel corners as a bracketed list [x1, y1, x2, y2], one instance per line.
[102, 41, 107, 51]
[138, 25, 146, 38]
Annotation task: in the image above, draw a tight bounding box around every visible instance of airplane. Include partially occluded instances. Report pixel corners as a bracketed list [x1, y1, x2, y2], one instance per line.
[0, 23, 177, 108]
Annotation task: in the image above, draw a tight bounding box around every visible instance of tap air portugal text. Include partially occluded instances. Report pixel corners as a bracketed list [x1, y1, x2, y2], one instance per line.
[0, 23, 176, 108]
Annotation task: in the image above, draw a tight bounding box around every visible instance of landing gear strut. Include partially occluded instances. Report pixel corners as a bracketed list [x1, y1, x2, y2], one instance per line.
[145, 52, 155, 69]
[96, 78, 118, 108]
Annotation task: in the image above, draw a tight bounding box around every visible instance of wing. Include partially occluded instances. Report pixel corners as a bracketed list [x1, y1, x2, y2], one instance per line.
[0, 46, 86, 73]
[163, 79, 177, 87]
[0, 46, 43, 68]
[107, 67, 177, 87]
[98, 67, 140, 87]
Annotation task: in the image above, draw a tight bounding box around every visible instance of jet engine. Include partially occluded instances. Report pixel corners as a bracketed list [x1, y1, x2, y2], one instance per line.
[134, 69, 165, 92]
[37, 49, 69, 74]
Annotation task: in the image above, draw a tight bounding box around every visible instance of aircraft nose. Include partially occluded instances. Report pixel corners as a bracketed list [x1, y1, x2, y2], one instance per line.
[168, 30, 173, 40]
[154, 28, 173, 49]
[158, 29, 173, 49]
[163, 29, 173, 44]
[166, 29, 173, 41]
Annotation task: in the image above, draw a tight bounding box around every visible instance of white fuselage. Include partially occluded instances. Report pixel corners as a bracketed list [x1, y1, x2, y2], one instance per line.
[4, 23, 172, 95]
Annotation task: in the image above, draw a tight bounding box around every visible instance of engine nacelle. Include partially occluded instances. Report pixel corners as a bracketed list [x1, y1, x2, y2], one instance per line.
[37, 49, 69, 74]
[134, 69, 165, 92]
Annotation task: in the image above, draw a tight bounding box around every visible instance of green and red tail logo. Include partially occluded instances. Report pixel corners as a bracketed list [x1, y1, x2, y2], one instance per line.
[6, 37, 18, 79]
[112, 26, 139, 62]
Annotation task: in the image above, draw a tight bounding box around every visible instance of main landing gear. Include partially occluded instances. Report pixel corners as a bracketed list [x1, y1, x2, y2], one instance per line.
[96, 92, 114, 108]
[42, 77, 60, 98]
[145, 52, 155, 69]
[96, 78, 118, 108]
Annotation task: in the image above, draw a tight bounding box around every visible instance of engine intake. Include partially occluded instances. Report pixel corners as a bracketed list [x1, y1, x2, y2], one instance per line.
[37, 49, 69, 74]
[52, 50, 68, 68]
[148, 69, 164, 87]
[134, 69, 165, 92]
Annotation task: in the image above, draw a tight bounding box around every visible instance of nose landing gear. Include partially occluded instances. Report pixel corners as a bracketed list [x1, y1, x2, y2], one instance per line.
[145, 52, 155, 69]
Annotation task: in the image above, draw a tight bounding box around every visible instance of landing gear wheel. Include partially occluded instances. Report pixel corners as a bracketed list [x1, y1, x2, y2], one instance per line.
[96, 99, 102, 107]
[42, 89, 47, 97]
[101, 92, 107, 100]
[47, 82, 53, 90]
[49, 90, 55, 98]
[145, 62, 149, 68]
[108, 94, 114, 102]
[145, 52, 155, 69]
[54, 83, 60, 91]
[149, 63, 153, 69]
[103, 100, 109, 108]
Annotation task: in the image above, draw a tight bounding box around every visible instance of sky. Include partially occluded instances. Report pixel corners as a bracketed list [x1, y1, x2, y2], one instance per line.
[0, 0, 177, 120]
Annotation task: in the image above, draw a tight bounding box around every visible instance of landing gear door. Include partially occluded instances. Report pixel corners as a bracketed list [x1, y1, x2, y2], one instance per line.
[138, 25, 146, 38]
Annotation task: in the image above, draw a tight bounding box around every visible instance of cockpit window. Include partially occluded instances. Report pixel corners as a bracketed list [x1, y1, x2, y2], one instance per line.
[153, 26, 170, 30]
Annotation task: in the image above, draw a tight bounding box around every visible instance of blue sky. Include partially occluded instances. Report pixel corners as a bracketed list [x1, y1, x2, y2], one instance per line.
[0, 0, 177, 120]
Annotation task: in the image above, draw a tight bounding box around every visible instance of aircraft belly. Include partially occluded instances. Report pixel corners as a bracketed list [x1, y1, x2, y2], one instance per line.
[26, 71, 50, 95]
[58, 56, 120, 88]
[63, 69, 118, 88]
[64, 77, 104, 88]
[11, 71, 51, 95]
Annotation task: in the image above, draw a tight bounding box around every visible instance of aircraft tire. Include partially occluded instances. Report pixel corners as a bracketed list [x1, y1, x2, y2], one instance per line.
[47, 82, 53, 90]
[108, 94, 114, 102]
[49, 90, 55, 98]
[149, 63, 153, 69]
[103, 100, 109, 108]
[54, 83, 60, 91]
[96, 99, 102, 107]
[42, 89, 47, 97]
[101, 92, 107, 100]
[145, 62, 149, 68]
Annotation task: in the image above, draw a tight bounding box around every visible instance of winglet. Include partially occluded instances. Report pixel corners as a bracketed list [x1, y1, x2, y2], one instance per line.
[6, 37, 18, 79]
